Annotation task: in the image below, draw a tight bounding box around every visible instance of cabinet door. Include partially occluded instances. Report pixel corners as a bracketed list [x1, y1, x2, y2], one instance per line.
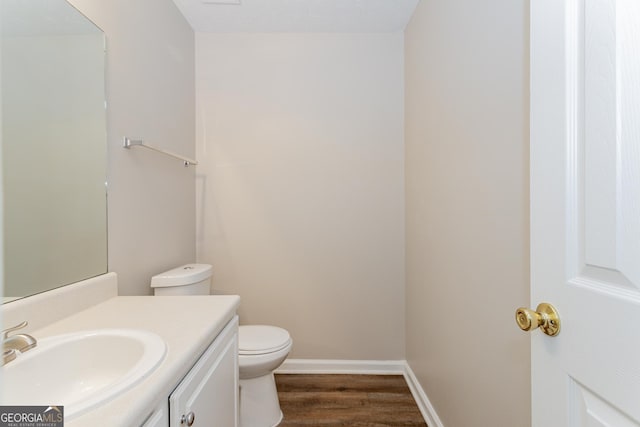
[170, 316, 238, 427]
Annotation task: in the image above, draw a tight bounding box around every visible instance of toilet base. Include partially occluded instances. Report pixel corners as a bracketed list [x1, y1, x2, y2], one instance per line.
[239, 372, 283, 427]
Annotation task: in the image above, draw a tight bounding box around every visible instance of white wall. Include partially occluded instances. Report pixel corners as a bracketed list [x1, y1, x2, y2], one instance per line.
[68, 0, 196, 295]
[196, 33, 405, 359]
[405, 0, 531, 426]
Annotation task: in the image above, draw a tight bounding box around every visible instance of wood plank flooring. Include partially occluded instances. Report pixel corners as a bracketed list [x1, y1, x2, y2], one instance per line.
[275, 374, 428, 427]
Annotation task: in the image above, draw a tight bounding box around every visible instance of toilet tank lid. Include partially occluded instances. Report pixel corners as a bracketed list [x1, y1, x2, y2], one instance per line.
[150, 264, 212, 288]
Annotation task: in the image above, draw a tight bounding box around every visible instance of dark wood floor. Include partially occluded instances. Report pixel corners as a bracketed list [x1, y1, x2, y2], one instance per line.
[275, 374, 428, 427]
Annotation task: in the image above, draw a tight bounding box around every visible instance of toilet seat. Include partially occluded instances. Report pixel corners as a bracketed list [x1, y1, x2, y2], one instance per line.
[239, 325, 291, 355]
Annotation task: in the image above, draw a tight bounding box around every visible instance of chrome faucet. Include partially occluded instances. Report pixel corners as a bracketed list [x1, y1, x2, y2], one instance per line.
[2, 321, 37, 365]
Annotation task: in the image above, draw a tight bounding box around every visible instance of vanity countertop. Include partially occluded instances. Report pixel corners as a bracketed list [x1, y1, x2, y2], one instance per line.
[28, 295, 240, 426]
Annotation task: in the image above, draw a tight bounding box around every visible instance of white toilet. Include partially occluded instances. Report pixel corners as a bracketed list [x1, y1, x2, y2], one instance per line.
[151, 264, 292, 427]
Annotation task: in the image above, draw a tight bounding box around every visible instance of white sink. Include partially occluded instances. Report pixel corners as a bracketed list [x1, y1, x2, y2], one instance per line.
[2, 329, 166, 420]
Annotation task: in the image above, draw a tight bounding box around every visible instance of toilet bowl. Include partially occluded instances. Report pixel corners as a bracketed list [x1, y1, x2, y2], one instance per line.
[239, 325, 292, 427]
[150, 264, 292, 427]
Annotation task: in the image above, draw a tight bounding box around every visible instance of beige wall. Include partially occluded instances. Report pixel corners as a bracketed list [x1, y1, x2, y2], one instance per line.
[195, 33, 405, 360]
[404, 1, 530, 426]
[68, 0, 196, 295]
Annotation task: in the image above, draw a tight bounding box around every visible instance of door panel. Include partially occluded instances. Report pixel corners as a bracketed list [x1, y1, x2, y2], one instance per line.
[569, 380, 638, 427]
[530, 0, 640, 425]
[583, 0, 640, 288]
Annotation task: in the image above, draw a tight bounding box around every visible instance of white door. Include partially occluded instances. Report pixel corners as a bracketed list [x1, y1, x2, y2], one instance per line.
[529, 0, 640, 426]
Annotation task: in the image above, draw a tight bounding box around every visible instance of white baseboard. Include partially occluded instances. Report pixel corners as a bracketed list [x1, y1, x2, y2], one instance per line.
[403, 363, 445, 427]
[275, 359, 444, 427]
[276, 358, 406, 375]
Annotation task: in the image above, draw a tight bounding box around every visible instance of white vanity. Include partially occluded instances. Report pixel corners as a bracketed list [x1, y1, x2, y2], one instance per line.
[1, 273, 240, 427]
[144, 315, 239, 427]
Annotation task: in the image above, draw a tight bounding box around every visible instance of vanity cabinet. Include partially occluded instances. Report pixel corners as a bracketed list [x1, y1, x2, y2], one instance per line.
[141, 406, 168, 427]
[169, 316, 239, 427]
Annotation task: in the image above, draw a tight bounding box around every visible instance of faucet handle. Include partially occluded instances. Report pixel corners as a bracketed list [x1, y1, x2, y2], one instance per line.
[2, 321, 28, 339]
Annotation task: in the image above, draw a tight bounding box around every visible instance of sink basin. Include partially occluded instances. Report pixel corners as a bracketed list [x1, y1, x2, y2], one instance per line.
[2, 329, 166, 420]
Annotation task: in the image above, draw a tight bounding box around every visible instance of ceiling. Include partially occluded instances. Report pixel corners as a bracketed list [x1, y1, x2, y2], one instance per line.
[171, 0, 419, 33]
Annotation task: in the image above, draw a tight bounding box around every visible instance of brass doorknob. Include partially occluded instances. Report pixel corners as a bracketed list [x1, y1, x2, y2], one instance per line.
[515, 303, 560, 337]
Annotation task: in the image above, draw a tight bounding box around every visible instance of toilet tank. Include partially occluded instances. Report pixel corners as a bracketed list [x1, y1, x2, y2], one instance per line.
[151, 264, 213, 296]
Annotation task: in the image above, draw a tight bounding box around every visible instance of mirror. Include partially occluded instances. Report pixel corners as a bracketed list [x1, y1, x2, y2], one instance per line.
[1, 0, 107, 302]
